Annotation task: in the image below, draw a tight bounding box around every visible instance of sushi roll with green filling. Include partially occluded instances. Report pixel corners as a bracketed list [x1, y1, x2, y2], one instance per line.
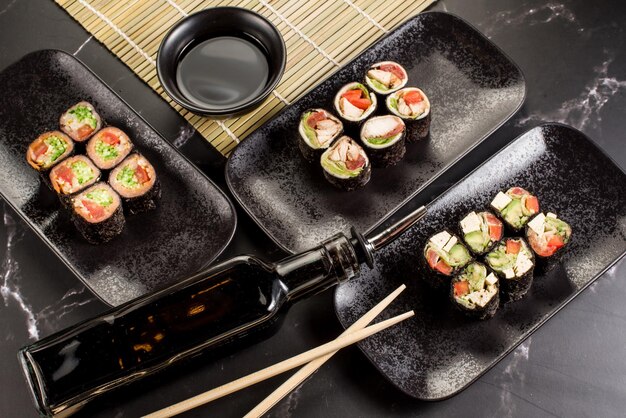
[364, 61, 408, 95]
[490, 187, 540, 231]
[109, 153, 160, 215]
[386, 87, 431, 142]
[423, 230, 472, 289]
[334, 82, 377, 126]
[459, 211, 504, 256]
[72, 182, 124, 244]
[451, 262, 499, 319]
[26, 131, 74, 175]
[320, 136, 370, 191]
[526, 212, 572, 258]
[297, 109, 343, 163]
[60, 101, 102, 142]
[359, 115, 406, 167]
[485, 237, 535, 301]
[86, 127, 134, 170]
[49, 155, 101, 208]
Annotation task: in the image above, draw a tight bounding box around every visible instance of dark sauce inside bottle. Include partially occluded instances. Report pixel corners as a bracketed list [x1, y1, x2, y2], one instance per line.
[175, 35, 270, 109]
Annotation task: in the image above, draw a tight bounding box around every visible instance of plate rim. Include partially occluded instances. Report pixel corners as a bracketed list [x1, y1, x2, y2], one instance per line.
[333, 122, 626, 400]
[224, 10, 528, 254]
[0, 48, 238, 307]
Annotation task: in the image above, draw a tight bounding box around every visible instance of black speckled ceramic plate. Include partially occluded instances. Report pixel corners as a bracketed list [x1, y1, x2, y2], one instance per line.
[226, 12, 526, 253]
[0, 50, 237, 307]
[334, 124, 626, 400]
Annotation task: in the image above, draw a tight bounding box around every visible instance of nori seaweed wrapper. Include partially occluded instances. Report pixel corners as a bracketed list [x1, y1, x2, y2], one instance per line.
[322, 165, 371, 191]
[404, 112, 431, 143]
[72, 204, 125, 244]
[122, 179, 161, 215]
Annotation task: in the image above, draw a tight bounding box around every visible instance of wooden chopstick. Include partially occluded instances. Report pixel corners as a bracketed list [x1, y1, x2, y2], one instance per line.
[143, 307, 414, 418]
[244, 284, 407, 418]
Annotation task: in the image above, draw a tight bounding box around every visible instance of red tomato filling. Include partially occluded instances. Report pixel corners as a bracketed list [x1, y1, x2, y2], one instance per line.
[454, 280, 470, 297]
[100, 131, 121, 145]
[81, 199, 105, 219]
[77, 125, 94, 140]
[403, 90, 423, 105]
[377, 64, 404, 80]
[525, 196, 539, 213]
[306, 111, 326, 128]
[506, 239, 521, 254]
[341, 89, 372, 110]
[134, 165, 150, 184]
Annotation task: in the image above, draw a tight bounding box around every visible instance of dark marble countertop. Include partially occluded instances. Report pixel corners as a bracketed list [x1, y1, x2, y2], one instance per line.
[1, 0, 625, 417]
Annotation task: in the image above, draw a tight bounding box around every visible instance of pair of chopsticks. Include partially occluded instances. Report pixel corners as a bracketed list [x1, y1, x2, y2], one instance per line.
[144, 284, 411, 418]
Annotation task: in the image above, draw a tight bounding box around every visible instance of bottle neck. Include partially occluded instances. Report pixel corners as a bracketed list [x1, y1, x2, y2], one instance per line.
[276, 233, 361, 301]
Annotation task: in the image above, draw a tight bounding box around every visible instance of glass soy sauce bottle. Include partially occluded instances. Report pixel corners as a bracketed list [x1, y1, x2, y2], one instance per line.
[19, 207, 426, 417]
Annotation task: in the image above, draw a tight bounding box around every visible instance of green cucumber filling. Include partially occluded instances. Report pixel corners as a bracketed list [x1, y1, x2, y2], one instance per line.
[367, 77, 388, 92]
[300, 111, 320, 147]
[85, 189, 113, 207]
[71, 161, 95, 185]
[388, 96, 399, 112]
[95, 140, 119, 160]
[116, 166, 139, 188]
[500, 199, 527, 228]
[44, 136, 67, 163]
[545, 217, 571, 242]
[365, 134, 397, 146]
[321, 157, 361, 178]
[464, 263, 488, 291]
[429, 243, 471, 268]
[69, 105, 97, 129]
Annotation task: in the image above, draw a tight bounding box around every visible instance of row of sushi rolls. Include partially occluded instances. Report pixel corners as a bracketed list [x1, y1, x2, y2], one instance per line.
[297, 61, 430, 191]
[422, 187, 573, 319]
[26, 101, 160, 244]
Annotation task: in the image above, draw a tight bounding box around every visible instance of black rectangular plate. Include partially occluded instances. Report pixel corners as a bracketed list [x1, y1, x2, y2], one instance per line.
[226, 12, 526, 253]
[334, 124, 626, 400]
[0, 50, 237, 307]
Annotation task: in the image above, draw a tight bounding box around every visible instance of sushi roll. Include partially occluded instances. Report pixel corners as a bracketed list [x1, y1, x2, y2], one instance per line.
[526, 212, 572, 258]
[333, 82, 377, 126]
[386, 87, 431, 142]
[26, 131, 74, 174]
[359, 115, 406, 167]
[72, 182, 125, 244]
[49, 155, 101, 208]
[60, 101, 102, 142]
[86, 127, 133, 170]
[485, 237, 535, 301]
[364, 61, 408, 95]
[297, 109, 343, 163]
[109, 153, 161, 215]
[458, 211, 504, 256]
[422, 230, 472, 290]
[490, 187, 540, 232]
[320, 136, 371, 191]
[450, 262, 499, 320]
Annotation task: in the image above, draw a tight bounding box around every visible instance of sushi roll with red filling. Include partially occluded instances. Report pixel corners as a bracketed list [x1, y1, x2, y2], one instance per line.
[26, 131, 74, 174]
[458, 211, 504, 256]
[450, 262, 499, 319]
[364, 61, 408, 95]
[526, 212, 572, 258]
[359, 115, 406, 167]
[490, 187, 540, 232]
[386, 87, 431, 142]
[60, 101, 102, 142]
[297, 109, 343, 163]
[485, 237, 535, 301]
[422, 230, 472, 290]
[72, 182, 124, 244]
[320, 136, 370, 191]
[49, 155, 101, 208]
[334, 82, 377, 127]
[86, 127, 133, 170]
[109, 153, 160, 215]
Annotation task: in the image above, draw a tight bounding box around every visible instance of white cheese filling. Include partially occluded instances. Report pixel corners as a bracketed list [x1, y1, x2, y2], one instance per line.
[460, 211, 482, 234]
[527, 213, 546, 235]
[491, 191, 512, 211]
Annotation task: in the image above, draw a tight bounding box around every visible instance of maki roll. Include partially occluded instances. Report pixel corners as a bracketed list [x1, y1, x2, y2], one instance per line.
[359, 115, 406, 167]
[86, 127, 133, 170]
[49, 155, 101, 208]
[60, 101, 102, 142]
[109, 153, 161, 215]
[72, 182, 124, 244]
[333, 82, 377, 126]
[490, 187, 540, 232]
[459, 211, 504, 256]
[364, 61, 408, 95]
[386, 87, 431, 142]
[450, 262, 499, 320]
[26, 131, 74, 174]
[297, 109, 343, 163]
[423, 230, 472, 289]
[485, 238, 535, 301]
[526, 212, 572, 258]
[320, 136, 371, 191]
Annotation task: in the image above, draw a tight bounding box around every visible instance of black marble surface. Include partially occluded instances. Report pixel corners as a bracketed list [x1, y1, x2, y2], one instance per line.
[0, 0, 624, 417]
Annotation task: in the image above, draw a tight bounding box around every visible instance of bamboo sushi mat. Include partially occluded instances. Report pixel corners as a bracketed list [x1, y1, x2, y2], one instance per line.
[55, 0, 436, 156]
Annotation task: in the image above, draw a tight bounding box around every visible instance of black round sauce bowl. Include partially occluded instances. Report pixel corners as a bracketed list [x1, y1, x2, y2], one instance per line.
[157, 7, 286, 118]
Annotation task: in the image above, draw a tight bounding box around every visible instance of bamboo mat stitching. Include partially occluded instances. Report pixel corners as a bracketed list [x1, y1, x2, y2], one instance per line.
[341, 0, 388, 33]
